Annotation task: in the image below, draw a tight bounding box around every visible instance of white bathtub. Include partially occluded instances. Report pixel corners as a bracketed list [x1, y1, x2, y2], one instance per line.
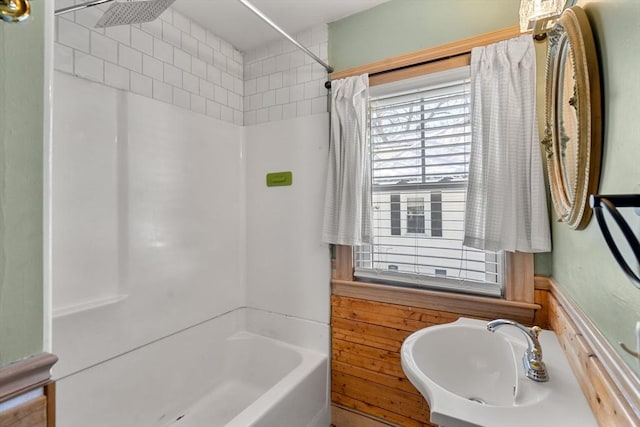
[55, 308, 330, 427]
[166, 332, 328, 427]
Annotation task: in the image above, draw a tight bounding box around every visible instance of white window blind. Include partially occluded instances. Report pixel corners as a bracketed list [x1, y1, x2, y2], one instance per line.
[354, 67, 504, 297]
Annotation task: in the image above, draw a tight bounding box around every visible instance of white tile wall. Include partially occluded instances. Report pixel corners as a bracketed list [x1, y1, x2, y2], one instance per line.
[131, 72, 152, 97]
[54, 5, 243, 125]
[55, 5, 328, 126]
[243, 24, 329, 125]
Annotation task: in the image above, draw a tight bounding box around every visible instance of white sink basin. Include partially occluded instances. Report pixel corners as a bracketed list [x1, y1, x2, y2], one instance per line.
[401, 317, 597, 427]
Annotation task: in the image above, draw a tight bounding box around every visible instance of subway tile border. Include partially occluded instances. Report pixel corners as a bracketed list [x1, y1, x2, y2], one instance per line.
[243, 24, 329, 126]
[54, 2, 329, 126]
[54, 5, 243, 126]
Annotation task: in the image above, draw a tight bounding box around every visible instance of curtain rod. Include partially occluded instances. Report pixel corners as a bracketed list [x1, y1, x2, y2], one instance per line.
[236, 0, 334, 74]
[324, 26, 522, 89]
[324, 52, 470, 89]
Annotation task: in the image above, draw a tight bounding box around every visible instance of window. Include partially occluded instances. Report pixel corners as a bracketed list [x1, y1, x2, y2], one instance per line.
[406, 197, 425, 234]
[354, 67, 504, 297]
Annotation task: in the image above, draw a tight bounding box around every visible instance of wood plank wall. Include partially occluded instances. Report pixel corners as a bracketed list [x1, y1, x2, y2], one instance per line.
[331, 295, 499, 426]
[0, 396, 47, 427]
[547, 290, 639, 426]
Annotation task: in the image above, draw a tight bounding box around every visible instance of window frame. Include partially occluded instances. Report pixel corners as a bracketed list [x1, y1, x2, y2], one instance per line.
[330, 24, 537, 307]
[359, 68, 503, 296]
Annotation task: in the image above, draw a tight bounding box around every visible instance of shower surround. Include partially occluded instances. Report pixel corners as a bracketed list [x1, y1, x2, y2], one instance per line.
[52, 6, 330, 426]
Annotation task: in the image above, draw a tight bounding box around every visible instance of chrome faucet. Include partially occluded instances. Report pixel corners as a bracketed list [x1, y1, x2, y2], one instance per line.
[486, 319, 549, 382]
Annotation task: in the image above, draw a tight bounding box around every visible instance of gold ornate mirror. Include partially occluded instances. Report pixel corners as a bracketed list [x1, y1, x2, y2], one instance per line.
[542, 6, 602, 230]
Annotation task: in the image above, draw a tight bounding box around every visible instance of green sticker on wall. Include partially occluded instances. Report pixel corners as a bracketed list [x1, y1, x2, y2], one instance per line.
[266, 171, 293, 187]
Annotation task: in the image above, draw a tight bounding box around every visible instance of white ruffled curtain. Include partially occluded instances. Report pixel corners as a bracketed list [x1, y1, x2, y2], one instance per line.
[322, 75, 373, 245]
[463, 35, 551, 253]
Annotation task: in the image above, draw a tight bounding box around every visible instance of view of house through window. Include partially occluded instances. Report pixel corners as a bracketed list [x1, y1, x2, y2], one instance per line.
[354, 67, 503, 297]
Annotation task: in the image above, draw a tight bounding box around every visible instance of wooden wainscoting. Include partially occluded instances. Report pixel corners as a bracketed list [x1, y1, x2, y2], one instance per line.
[543, 277, 640, 426]
[0, 396, 47, 427]
[330, 292, 534, 426]
[331, 295, 448, 426]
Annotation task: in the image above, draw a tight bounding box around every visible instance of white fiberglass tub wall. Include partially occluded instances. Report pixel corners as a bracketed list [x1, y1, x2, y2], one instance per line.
[52, 71, 245, 379]
[245, 113, 331, 324]
[52, 70, 330, 426]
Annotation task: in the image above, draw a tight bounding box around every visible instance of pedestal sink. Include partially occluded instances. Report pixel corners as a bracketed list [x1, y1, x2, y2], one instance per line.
[400, 318, 597, 427]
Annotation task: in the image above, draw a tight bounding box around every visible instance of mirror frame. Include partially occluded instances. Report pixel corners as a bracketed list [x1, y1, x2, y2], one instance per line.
[542, 6, 602, 230]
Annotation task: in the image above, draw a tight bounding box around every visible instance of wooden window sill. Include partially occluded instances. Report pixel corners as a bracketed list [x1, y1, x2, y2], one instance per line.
[332, 279, 540, 324]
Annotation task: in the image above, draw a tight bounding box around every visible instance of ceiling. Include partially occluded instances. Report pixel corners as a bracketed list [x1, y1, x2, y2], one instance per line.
[171, 0, 391, 52]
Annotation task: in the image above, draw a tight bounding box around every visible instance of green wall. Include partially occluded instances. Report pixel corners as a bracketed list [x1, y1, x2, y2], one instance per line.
[329, 0, 520, 72]
[551, 0, 640, 374]
[0, 0, 45, 366]
[329, 0, 640, 376]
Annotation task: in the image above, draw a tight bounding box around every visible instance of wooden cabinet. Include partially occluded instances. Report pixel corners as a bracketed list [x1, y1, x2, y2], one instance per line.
[0, 354, 57, 427]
